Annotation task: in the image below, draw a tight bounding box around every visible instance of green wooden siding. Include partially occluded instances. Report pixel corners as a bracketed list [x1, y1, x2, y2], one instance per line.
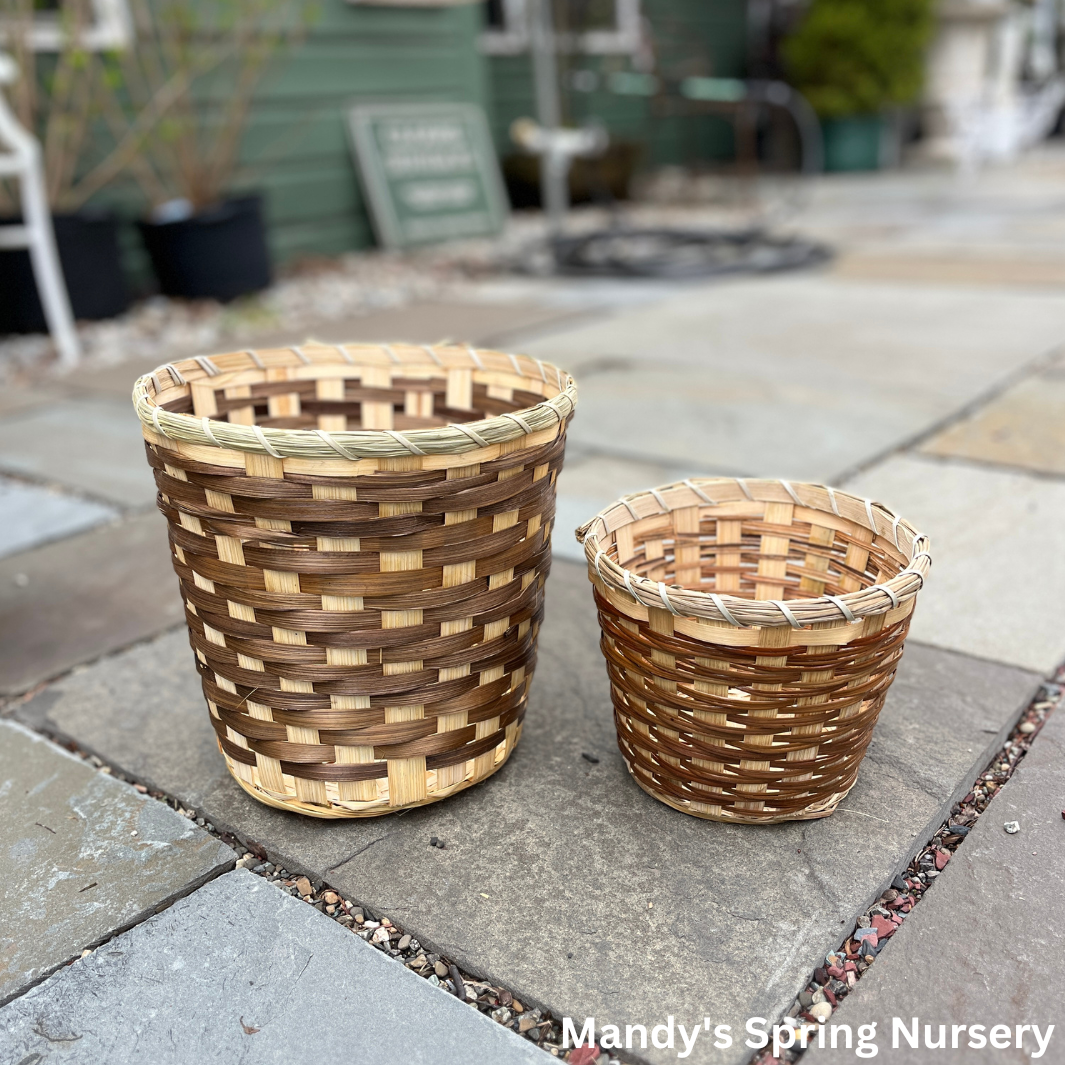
[486, 0, 748, 169]
[165, 0, 746, 260]
[238, 2, 491, 261]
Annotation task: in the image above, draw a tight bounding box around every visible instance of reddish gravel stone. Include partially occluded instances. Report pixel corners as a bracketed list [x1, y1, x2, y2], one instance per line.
[871, 915, 896, 939]
[934, 849, 951, 870]
[568, 1046, 600, 1064]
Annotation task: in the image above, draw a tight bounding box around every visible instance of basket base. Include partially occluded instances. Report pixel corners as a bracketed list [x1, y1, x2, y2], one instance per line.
[626, 764, 860, 825]
[221, 726, 522, 819]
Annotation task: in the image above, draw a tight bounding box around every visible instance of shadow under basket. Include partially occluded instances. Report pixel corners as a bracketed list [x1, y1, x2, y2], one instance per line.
[133, 342, 576, 818]
[576, 479, 931, 824]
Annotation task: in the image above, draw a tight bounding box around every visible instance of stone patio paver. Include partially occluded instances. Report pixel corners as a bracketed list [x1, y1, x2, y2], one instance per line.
[0, 868, 545, 1065]
[15, 560, 1041, 1065]
[0, 719, 233, 1005]
[554, 450, 702, 563]
[808, 705, 1065, 1063]
[921, 370, 1065, 477]
[522, 274, 1065, 482]
[0, 475, 116, 559]
[0, 512, 183, 695]
[842, 454, 1065, 674]
[0, 395, 157, 508]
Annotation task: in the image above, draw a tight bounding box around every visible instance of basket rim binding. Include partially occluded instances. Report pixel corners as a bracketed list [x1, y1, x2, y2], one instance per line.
[132, 341, 577, 460]
[576, 477, 931, 628]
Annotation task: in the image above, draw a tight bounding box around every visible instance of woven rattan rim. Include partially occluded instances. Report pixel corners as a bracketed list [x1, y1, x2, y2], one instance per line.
[132, 341, 577, 459]
[576, 477, 931, 627]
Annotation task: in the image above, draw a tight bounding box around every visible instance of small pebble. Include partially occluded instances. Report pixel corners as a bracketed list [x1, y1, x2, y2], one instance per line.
[1018, 721, 1036, 734]
[322, 891, 339, 905]
[398, 934, 411, 951]
[434, 961, 449, 978]
[294, 877, 313, 897]
[1004, 821, 1021, 834]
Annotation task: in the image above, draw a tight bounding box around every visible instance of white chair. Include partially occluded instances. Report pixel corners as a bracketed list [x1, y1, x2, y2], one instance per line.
[0, 51, 80, 368]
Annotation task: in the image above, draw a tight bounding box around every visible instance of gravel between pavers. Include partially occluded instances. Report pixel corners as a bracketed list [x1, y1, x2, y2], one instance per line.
[10, 721, 620, 1065]
[752, 664, 1065, 1065]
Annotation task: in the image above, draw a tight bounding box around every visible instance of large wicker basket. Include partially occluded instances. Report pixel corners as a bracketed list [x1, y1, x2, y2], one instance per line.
[133, 342, 576, 818]
[576, 478, 930, 824]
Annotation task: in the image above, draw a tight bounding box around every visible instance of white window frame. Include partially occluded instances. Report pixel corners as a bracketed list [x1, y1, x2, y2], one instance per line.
[2, 0, 131, 52]
[479, 0, 641, 57]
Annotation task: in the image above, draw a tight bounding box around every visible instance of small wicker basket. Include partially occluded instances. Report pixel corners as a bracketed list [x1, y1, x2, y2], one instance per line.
[576, 478, 930, 824]
[133, 341, 576, 818]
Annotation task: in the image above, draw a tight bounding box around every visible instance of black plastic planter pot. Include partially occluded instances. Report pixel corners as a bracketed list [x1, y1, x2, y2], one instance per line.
[0, 210, 130, 334]
[138, 195, 272, 302]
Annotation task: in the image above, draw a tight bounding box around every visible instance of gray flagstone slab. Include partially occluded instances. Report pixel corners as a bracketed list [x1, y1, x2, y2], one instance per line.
[841, 454, 1065, 675]
[521, 274, 1065, 483]
[0, 512, 184, 696]
[0, 475, 116, 559]
[0, 719, 233, 1005]
[0, 869, 546, 1065]
[0, 396, 157, 509]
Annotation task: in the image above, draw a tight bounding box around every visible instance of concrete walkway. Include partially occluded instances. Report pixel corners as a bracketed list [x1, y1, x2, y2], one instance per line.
[3, 150, 1065, 1062]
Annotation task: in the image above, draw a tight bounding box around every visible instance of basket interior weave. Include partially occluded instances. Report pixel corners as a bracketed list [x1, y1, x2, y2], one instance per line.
[154, 351, 550, 432]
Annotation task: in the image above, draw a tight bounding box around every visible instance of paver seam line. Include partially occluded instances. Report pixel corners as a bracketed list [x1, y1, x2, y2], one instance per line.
[831, 340, 1065, 486]
[749, 666, 1065, 1064]
[564, 439, 755, 478]
[7, 715, 618, 1064]
[0, 620, 189, 709]
[478, 306, 611, 349]
[897, 447, 1065, 486]
[0, 463, 146, 515]
[0, 858, 235, 1010]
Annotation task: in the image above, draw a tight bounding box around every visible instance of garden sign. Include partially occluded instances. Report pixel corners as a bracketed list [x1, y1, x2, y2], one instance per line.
[347, 102, 508, 249]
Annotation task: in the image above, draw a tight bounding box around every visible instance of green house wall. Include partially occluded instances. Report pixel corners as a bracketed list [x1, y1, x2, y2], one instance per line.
[240, 2, 490, 263]
[228, 0, 746, 261]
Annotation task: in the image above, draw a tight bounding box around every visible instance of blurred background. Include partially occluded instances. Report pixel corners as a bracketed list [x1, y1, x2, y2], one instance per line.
[3, 0, 1065, 693]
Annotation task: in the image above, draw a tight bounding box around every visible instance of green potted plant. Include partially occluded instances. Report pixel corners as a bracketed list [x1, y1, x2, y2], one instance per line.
[782, 0, 935, 171]
[0, 0, 133, 332]
[111, 0, 306, 301]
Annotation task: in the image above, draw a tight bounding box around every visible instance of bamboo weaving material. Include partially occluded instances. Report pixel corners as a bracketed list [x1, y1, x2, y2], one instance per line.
[133, 341, 576, 818]
[576, 478, 931, 824]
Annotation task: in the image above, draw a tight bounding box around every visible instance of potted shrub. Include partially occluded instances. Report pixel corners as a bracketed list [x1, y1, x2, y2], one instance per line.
[783, 0, 935, 171]
[110, 0, 304, 302]
[0, 0, 132, 333]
